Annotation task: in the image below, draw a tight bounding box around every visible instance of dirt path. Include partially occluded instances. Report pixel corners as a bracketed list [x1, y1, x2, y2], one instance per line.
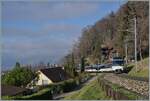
[53, 75, 98, 100]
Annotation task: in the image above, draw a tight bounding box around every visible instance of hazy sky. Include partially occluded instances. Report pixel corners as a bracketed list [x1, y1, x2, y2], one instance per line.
[2, 1, 125, 70]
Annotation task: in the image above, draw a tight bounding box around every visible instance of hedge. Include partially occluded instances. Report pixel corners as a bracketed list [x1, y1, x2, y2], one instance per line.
[39, 78, 78, 95]
[2, 88, 52, 100]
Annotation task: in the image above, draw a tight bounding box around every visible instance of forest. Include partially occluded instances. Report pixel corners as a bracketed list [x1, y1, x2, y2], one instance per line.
[62, 1, 149, 76]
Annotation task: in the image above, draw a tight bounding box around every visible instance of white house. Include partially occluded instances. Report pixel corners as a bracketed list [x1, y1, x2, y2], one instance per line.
[28, 67, 71, 87]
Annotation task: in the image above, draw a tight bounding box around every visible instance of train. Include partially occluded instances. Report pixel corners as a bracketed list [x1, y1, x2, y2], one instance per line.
[85, 57, 124, 73]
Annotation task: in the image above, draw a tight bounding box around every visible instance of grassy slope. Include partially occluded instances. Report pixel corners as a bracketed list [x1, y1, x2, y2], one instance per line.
[64, 78, 111, 100]
[128, 57, 149, 78]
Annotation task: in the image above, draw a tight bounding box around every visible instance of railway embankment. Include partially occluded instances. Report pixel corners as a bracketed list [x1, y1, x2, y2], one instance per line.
[98, 73, 149, 100]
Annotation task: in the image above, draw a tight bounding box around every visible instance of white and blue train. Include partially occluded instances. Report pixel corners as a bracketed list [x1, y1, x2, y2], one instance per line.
[85, 57, 124, 73]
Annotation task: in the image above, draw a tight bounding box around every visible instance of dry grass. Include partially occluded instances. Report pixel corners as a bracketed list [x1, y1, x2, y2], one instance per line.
[128, 58, 149, 78]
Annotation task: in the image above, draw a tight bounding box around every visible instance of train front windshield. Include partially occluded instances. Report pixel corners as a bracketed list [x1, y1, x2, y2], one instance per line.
[112, 60, 124, 66]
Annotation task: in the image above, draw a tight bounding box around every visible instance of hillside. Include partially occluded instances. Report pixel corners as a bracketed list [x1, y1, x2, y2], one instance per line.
[128, 58, 149, 78]
[62, 1, 149, 73]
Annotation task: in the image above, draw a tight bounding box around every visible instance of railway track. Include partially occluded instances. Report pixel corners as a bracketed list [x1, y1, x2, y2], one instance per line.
[116, 73, 149, 82]
[103, 73, 149, 97]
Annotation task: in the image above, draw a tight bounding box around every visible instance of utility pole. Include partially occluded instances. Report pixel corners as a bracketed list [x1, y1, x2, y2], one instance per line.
[134, 17, 137, 72]
[125, 40, 128, 64]
[118, 17, 137, 69]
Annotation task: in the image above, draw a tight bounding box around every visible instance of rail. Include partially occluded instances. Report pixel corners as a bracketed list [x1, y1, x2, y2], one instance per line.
[116, 73, 149, 82]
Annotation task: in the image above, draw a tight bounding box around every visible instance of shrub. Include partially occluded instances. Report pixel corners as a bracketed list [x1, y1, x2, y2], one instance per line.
[61, 79, 77, 92]
[2, 88, 53, 100]
[123, 64, 134, 73]
[20, 88, 53, 100]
